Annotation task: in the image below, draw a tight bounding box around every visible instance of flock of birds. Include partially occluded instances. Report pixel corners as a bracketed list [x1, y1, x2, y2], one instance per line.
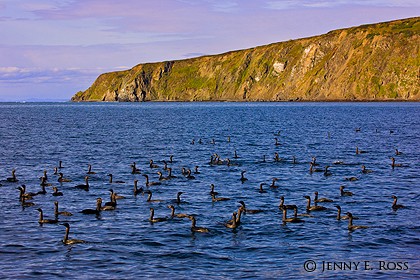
[2, 129, 408, 246]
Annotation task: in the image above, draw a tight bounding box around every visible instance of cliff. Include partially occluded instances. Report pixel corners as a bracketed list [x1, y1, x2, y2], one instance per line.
[72, 17, 420, 102]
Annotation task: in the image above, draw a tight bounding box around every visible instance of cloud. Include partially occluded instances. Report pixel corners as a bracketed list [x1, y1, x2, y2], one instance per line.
[265, 0, 420, 10]
[182, 52, 208, 58]
[0, 0, 219, 47]
[0, 66, 104, 84]
[3, 1, 419, 48]
[207, 0, 239, 13]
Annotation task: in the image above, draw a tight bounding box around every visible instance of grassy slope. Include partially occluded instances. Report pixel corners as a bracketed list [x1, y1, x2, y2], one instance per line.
[72, 17, 420, 102]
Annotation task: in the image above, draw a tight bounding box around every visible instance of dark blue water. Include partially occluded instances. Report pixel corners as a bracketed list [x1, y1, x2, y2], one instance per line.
[0, 102, 419, 279]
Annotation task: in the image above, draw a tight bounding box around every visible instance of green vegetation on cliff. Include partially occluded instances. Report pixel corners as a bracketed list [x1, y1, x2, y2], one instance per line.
[72, 17, 420, 102]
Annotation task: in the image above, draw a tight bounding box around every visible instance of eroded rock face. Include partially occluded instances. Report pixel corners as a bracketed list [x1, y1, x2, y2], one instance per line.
[72, 17, 420, 102]
[273, 61, 286, 74]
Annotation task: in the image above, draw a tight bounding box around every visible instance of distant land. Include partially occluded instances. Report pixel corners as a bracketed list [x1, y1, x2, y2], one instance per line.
[72, 17, 419, 102]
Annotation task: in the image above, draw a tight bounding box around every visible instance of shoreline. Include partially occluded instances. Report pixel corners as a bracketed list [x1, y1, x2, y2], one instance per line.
[69, 98, 420, 103]
[1, 99, 419, 104]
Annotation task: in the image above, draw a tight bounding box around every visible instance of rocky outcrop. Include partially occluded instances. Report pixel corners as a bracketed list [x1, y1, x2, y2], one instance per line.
[72, 17, 420, 102]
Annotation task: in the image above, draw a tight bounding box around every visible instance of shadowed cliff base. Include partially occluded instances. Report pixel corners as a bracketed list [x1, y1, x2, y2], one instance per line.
[72, 17, 420, 102]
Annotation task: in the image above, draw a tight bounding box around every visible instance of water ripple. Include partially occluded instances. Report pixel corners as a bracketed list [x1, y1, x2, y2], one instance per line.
[0, 102, 419, 279]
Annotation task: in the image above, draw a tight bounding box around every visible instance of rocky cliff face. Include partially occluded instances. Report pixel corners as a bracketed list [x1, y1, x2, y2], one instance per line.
[72, 17, 420, 102]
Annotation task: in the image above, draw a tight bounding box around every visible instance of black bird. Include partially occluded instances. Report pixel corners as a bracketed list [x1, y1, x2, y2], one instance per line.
[240, 171, 248, 183]
[74, 176, 89, 191]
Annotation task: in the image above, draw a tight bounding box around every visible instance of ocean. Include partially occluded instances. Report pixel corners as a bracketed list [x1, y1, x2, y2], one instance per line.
[0, 102, 419, 279]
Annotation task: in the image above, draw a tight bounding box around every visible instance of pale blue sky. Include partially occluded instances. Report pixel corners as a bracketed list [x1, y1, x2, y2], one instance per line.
[0, 0, 419, 101]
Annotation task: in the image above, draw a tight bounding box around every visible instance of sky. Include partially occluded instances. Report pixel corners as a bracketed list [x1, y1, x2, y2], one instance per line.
[0, 0, 419, 101]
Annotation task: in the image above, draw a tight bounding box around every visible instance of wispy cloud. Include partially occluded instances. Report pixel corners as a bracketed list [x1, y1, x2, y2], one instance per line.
[0, 0, 215, 47]
[207, 0, 239, 12]
[182, 52, 208, 58]
[266, 0, 420, 10]
[0, 66, 105, 84]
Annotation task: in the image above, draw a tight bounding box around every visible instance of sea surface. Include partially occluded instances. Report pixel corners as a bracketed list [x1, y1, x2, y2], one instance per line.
[0, 102, 419, 279]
